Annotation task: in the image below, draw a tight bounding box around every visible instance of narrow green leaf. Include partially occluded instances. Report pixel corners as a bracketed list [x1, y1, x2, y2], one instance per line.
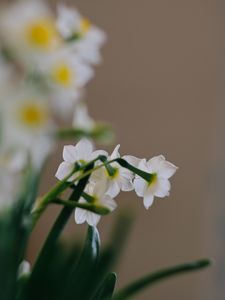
[63, 226, 100, 299]
[93, 273, 117, 300]
[23, 164, 93, 300]
[111, 259, 212, 300]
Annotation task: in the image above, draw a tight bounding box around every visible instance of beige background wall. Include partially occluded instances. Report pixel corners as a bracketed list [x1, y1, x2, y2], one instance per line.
[28, 1, 225, 299]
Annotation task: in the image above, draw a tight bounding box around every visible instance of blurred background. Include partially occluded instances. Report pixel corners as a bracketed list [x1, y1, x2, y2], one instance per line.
[27, 0, 225, 299]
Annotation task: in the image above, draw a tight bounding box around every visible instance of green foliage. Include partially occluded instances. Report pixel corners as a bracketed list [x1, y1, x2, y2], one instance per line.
[0, 165, 211, 300]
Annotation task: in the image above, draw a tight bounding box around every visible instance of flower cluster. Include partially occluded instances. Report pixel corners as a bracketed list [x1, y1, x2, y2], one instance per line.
[0, 1, 105, 210]
[56, 139, 177, 226]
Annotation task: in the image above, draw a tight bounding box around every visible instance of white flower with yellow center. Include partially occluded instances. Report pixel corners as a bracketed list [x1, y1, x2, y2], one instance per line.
[75, 182, 117, 226]
[134, 156, 178, 209]
[56, 5, 106, 65]
[1, 88, 54, 167]
[55, 139, 107, 181]
[41, 48, 93, 116]
[0, 0, 61, 63]
[91, 145, 134, 198]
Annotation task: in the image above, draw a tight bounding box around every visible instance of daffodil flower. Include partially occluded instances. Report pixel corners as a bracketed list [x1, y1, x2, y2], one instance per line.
[74, 181, 117, 226]
[134, 155, 178, 209]
[91, 145, 134, 198]
[56, 4, 106, 65]
[55, 139, 107, 181]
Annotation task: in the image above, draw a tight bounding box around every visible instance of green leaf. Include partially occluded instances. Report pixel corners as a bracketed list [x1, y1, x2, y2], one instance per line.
[93, 273, 117, 300]
[23, 164, 93, 300]
[63, 226, 100, 299]
[111, 259, 212, 300]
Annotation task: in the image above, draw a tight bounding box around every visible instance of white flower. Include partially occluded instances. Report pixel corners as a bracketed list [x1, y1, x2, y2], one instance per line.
[41, 48, 93, 117]
[73, 102, 95, 131]
[56, 5, 106, 65]
[74, 181, 117, 226]
[0, 0, 61, 64]
[134, 155, 177, 209]
[55, 139, 107, 181]
[91, 145, 134, 198]
[1, 87, 54, 168]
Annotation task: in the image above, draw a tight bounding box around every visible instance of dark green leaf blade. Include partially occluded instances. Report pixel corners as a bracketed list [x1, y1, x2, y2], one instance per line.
[63, 226, 100, 299]
[93, 273, 117, 300]
[111, 259, 212, 300]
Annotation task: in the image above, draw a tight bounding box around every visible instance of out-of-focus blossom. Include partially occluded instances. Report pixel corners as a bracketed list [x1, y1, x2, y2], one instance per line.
[41, 48, 93, 116]
[56, 4, 106, 65]
[0, 0, 61, 65]
[73, 102, 95, 130]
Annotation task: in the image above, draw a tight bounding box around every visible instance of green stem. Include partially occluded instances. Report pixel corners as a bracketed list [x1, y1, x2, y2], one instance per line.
[111, 259, 212, 300]
[53, 198, 111, 215]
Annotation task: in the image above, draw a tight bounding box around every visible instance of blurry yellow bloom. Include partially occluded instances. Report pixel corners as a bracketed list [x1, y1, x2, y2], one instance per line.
[51, 63, 73, 87]
[17, 101, 48, 128]
[26, 18, 59, 50]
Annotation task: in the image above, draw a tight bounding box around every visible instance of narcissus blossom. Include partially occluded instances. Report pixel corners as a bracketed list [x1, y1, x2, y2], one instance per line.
[91, 145, 134, 198]
[74, 182, 117, 226]
[0, 0, 61, 64]
[55, 139, 106, 181]
[134, 155, 177, 209]
[56, 4, 106, 65]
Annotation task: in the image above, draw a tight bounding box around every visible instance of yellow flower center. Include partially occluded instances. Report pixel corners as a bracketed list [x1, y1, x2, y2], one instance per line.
[148, 173, 157, 186]
[18, 102, 48, 128]
[26, 19, 58, 49]
[52, 63, 73, 87]
[80, 18, 91, 35]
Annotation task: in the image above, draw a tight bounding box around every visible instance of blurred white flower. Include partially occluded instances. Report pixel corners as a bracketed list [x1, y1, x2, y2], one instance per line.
[41, 48, 93, 117]
[56, 5, 106, 65]
[74, 181, 117, 226]
[0, 150, 24, 212]
[134, 155, 177, 209]
[73, 102, 95, 130]
[91, 145, 134, 198]
[1, 88, 54, 168]
[0, 0, 61, 64]
[55, 139, 106, 181]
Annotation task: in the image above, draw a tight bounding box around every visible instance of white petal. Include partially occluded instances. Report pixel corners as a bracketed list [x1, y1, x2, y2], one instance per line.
[74, 207, 88, 224]
[134, 177, 148, 197]
[147, 155, 165, 173]
[102, 195, 117, 211]
[120, 174, 134, 192]
[90, 150, 108, 160]
[63, 145, 77, 163]
[143, 192, 154, 209]
[86, 212, 101, 226]
[123, 155, 141, 168]
[93, 180, 108, 198]
[158, 160, 178, 179]
[55, 162, 74, 181]
[106, 181, 121, 197]
[110, 144, 120, 160]
[138, 159, 149, 173]
[75, 138, 94, 161]
[154, 178, 171, 198]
